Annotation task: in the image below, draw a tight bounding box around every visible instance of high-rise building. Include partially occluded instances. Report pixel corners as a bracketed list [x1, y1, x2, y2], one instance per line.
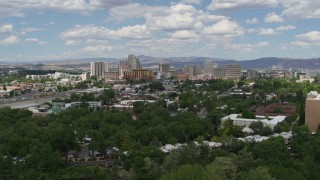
[128, 54, 141, 71]
[118, 59, 130, 78]
[90, 62, 105, 78]
[226, 64, 241, 79]
[81, 72, 90, 81]
[104, 62, 110, 73]
[159, 63, 170, 73]
[184, 65, 200, 76]
[213, 68, 227, 79]
[305, 91, 320, 133]
[203, 60, 214, 75]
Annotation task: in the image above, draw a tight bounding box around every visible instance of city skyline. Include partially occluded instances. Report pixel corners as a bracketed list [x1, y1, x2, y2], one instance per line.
[0, 0, 320, 62]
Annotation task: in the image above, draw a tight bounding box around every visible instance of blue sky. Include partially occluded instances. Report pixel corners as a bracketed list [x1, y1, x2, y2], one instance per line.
[0, 0, 319, 61]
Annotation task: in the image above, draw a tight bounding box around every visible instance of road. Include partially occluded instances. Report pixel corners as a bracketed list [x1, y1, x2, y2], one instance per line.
[0, 91, 71, 108]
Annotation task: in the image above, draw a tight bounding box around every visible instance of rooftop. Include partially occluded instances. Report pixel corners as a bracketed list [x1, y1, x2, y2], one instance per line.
[222, 114, 286, 125]
[307, 91, 320, 99]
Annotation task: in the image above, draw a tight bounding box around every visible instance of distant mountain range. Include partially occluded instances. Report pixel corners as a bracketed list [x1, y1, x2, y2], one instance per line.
[138, 56, 320, 69]
[1, 56, 320, 69]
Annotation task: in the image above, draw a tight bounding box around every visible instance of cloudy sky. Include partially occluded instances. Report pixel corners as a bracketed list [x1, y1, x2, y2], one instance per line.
[0, 0, 319, 61]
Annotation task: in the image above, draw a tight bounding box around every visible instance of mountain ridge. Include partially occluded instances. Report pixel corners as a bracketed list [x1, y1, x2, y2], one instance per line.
[1, 56, 320, 69]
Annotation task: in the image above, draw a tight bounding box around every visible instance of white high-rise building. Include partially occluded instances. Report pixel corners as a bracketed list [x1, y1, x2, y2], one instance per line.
[81, 72, 90, 81]
[104, 62, 110, 73]
[203, 61, 214, 75]
[128, 54, 141, 71]
[90, 62, 105, 78]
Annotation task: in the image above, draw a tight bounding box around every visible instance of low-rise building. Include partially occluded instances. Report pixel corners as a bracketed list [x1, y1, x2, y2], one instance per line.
[0, 90, 11, 97]
[221, 114, 286, 130]
[124, 69, 154, 80]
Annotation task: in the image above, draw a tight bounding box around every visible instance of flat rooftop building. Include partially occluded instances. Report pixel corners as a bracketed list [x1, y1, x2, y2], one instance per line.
[305, 91, 320, 133]
[221, 114, 286, 130]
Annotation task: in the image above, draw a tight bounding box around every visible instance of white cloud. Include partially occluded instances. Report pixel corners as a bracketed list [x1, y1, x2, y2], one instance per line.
[264, 12, 283, 23]
[246, 18, 258, 24]
[145, 4, 204, 31]
[83, 45, 113, 53]
[258, 28, 279, 35]
[276, 25, 296, 31]
[0, 35, 20, 45]
[65, 40, 81, 46]
[0, 24, 14, 34]
[126, 38, 200, 55]
[291, 31, 320, 48]
[207, 0, 278, 11]
[280, 0, 320, 19]
[60, 24, 150, 43]
[21, 27, 46, 33]
[170, 30, 199, 39]
[249, 28, 280, 35]
[291, 41, 311, 48]
[117, 25, 150, 39]
[225, 41, 269, 51]
[179, 0, 203, 5]
[25, 38, 47, 45]
[109, 3, 227, 33]
[248, 29, 257, 33]
[203, 19, 244, 38]
[108, 3, 165, 20]
[86, 39, 109, 45]
[296, 31, 320, 42]
[0, 0, 130, 18]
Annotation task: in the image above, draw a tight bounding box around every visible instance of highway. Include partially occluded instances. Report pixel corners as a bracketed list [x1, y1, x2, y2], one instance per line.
[0, 91, 71, 108]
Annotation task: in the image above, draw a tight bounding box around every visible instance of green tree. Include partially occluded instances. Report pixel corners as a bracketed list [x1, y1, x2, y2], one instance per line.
[252, 137, 289, 164]
[260, 126, 273, 136]
[242, 109, 256, 119]
[205, 157, 237, 180]
[160, 164, 204, 180]
[249, 121, 264, 134]
[121, 133, 135, 151]
[245, 166, 275, 180]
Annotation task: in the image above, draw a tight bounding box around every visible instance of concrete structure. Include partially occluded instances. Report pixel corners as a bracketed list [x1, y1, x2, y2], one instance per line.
[104, 72, 120, 80]
[53, 72, 68, 80]
[118, 59, 130, 74]
[305, 91, 320, 133]
[26, 75, 49, 80]
[159, 63, 170, 73]
[221, 114, 286, 130]
[266, 93, 277, 101]
[213, 68, 227, 79]
[177, 73, 191, 81]
[118, 55, 142, 78]
[104, 62, 110, 73]
[128, 54, 141, 71]
[0, 90, 11, 97]
[81, 72, 90, 81]
[123, 69, 154, 80]
[203, 60, 215, 75]
[226, 64, 241, 79]
[8, 70, 19, 75]
[183, 65, 200, 76]
[90, 62, 105, 78]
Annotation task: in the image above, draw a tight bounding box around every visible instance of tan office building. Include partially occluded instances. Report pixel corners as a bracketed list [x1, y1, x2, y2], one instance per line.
[159, 63, 170, 73]
[213, 68, 227, 79]
[226, 64, 241, 79]
[305, 91, 320, 133]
